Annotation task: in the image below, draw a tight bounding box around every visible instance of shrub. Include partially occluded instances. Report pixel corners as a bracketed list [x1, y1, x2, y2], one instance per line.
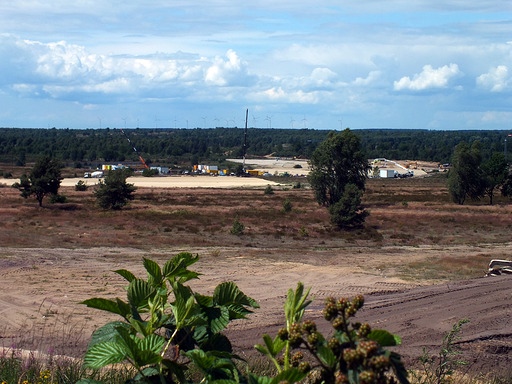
[49, 193, 67, 204]
[230, 218, 245, 235]
[80, 253, 259, 383]
[283, 198, 293, 212]
[264, 184, 275, 195]
[75, 180, 88, 191]
[94, 169, 136, 210]
[255, 283, 409, 384]
[410, 318, 469, 384]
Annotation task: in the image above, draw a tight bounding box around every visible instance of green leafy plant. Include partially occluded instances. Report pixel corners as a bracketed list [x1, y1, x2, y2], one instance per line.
[255, 283, 410, 384]
[410, 318, 469, 384]
[79, 252, 259, 383]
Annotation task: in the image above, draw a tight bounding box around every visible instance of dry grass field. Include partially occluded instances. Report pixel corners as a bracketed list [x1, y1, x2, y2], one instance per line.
[0, 168, 511, 379]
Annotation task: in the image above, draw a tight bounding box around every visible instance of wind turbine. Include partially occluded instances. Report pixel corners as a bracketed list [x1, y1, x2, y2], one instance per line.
[302, 115, 308, 128]
[252, 114, 259, 128]
[265, 115, 272, 128]
[290, 117, 295, 129]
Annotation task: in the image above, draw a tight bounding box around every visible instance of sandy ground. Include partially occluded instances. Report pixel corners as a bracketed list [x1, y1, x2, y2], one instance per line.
[61, 175, 283, 189]
[62, 158, 437, 188]
[0, 245, 510, 377]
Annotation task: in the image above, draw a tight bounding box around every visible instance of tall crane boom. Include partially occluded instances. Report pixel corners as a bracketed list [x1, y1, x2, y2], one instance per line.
[119, 128, 150, 169]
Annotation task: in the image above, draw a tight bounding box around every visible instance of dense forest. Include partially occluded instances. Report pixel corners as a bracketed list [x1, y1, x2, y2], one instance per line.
[0, 127, 509, 169]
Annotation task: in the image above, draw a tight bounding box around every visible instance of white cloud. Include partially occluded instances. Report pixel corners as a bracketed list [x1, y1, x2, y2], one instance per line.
[394, 64, 461, 91]
[205, 49, 250, 86]
[353, 71, 381, 86]
[476, 65, 509, 92]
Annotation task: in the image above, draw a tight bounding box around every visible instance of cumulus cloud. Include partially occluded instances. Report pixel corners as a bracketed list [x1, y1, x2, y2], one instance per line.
[393, 63, 461, 91]
[476, 65, 509, 92]
[0, 35, 256, 103]
[205, 49, 251, 86]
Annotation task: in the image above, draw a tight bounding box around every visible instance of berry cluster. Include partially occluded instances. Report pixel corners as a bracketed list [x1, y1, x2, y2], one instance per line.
[278, 295, 401, 384]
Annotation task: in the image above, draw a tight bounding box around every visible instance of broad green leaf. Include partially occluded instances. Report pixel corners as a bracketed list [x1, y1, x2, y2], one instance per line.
[81, 297, 129, 317]
[114, 268, 136, 282]
[185, 349, 239, 382]
[246, 373, 272, 384]
[270, 368, 306, 384]
[195, 292, 214, 307]
[143, 257, 163, 286]
[114, 325, 140, 364]
[368, 329, 401, 346]
[138, 333, 167, 355]
[316, 344, 336, 368]
[76, 380, 103, 384]
[214, 281, 259, 319]
[128, 317, 150, 337]
[170, 282, 196, 329]
[284, 282, 311, 326]
[255, 334, 285, 357]
[83, 341, 127, 369]
[163, 252, 200, 282]
[127, 278, 155, 310]
[196, 332, 233, 353]
[88, 321, 131, 348]
[205, 305, 230, 334]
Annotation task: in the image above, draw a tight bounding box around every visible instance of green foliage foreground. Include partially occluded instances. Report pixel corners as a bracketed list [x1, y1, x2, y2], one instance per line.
[78, 253, 409, 384]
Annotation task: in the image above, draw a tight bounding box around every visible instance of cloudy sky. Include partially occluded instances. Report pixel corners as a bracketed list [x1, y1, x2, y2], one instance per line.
[1, 1, 512, 130]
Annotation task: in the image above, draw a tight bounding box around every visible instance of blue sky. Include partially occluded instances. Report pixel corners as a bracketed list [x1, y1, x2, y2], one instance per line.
[1, 1, 512, 130]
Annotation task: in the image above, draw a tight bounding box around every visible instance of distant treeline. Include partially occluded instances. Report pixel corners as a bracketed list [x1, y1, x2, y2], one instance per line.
[0, 127, 509, 168]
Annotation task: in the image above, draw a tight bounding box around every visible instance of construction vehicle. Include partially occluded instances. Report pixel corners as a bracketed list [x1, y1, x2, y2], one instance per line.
[486, 259, 512, 276]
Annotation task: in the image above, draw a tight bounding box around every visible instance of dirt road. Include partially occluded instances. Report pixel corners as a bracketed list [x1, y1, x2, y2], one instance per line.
[0, 246, 510, 377]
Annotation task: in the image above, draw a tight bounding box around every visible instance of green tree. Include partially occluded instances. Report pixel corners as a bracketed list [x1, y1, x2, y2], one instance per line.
[12, 156, 63, 207]
[447, 141, 484, 205]
[481, 152, 508, 205]
[308, 129, 369, 228]
[329, 183, 369, 228]
[94, 168, 136, 210]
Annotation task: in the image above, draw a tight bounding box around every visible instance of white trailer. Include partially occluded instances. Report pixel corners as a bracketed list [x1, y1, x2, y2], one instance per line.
[380, 169, 396, 178]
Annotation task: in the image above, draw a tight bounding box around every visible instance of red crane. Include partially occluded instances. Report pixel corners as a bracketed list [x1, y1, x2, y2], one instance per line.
[119, 128, 149, 169]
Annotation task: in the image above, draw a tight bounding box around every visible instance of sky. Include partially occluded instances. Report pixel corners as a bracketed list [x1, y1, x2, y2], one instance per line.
[1, 1, 512, 130]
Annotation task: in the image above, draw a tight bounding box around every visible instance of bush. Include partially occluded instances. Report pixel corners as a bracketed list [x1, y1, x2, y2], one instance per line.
[264, 184, 274, 195]
[80, 253, 259, 384]
[75, 180, 88, 191]
[49, 193, 67, 204]
[329, 184, 368, 229]
[94, 169, 136, 210]
[230, 218, 245, 235]
[142, 168, 159, 177]
[283, 198, 293, 212]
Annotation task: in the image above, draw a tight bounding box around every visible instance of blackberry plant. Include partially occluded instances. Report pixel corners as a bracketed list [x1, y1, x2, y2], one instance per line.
[255, 284, 410, 384]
